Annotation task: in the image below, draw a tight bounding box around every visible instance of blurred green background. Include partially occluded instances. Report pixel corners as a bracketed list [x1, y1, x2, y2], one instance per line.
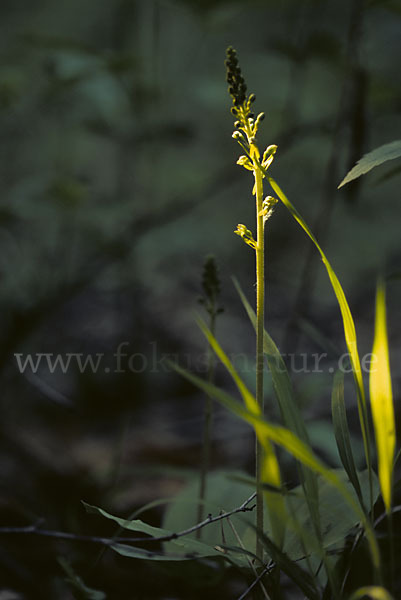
[0, 0, 400, 598]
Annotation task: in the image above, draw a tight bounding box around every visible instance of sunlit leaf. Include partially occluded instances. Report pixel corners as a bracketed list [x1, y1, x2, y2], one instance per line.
[349, 585, 394, 600]
[168, 363, 381, 575]
[233, 279, 321, 540]
[195, 319, 286, 546]
[369, 279, 396, 514]
[267, 175, 372, 503]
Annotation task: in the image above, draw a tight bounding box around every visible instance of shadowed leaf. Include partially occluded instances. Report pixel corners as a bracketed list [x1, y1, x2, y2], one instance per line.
[338, 141, 401, 188]
[331, 370, 362, 503]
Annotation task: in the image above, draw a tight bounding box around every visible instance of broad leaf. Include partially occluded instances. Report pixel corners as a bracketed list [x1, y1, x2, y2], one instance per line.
[283, 469, 377, 560]
[163, 471, 257, 568]
[254, 526, 320, 600]
[83, 502, 226, 561]
[338, 140, 401, 188]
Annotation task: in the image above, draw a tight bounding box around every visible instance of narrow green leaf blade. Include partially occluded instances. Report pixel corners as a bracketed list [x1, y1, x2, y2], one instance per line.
[175, 326, 287, 546]
[169, 363, 381, 575]
[233, 278, 322, 547]
[331, 370, 362, 502]
[338, 140, 401, 188]
[369, 279, 396, 514]
[110, 543, 223, 562]
[58, 558, 106, 599]
[196, 316, 259, 416]
[267, 175, 372, 497]
[233, 278, 309, 443]
[252, 525, 320, 600]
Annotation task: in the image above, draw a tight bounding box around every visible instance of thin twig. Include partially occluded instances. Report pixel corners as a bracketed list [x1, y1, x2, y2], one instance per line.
[237, 563, 275, 600]
[227, 517, 271, 600]
[0, 492, 257, 546]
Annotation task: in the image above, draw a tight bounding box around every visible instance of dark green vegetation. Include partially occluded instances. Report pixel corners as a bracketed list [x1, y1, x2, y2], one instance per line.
[0, 1, 400, 599]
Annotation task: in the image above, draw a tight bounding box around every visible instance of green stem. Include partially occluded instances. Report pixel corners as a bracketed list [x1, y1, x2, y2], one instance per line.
[388, 509, 394, 593]
[254, 161, 265, 561]
[197, 311, 216, 537]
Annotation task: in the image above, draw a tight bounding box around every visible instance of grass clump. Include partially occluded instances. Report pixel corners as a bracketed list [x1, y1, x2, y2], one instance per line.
[84, 46, 399, 600]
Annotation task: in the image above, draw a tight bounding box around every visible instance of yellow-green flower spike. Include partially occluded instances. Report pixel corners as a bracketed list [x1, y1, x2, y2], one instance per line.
[237, 155, 253, 171]
[262, 144, 278, 170]
[234, 224, 257, 249]
[258, 196, 278, 224]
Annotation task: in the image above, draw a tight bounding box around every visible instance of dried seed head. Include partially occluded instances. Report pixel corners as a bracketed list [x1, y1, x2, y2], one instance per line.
[201, 255, 221, 301]
[199, 256, 223, 316]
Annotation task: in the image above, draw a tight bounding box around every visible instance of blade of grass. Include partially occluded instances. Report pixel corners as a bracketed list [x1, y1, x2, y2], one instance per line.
[369, 279, 395, 515]
[226, 517, 271, 600]
[370, 279, 395, 593]
[266, 174, 372, 508]
[195, 318, 286, 548]
[233, 279, 338, 588]
[233, 278, 309, 444]
[331, 370, 363, 504]
[250, 524, 320, 600]
[169, 362, 381, 581]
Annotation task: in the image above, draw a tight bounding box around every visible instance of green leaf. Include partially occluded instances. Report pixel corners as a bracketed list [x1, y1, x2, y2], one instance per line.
[83, 502, 225, 561]
[331, 370, 362, 503]
[283, 469, 378, 560]
[168, 363, 381, 575]
[253, 526, 320, 600]
[338, 141, 401, 188]
[110, 543, 221, 562]
[196, 317, 259, 416]
[267, 175, 372, 505]
[58, 557, 106, 599]
[194, 319, 287, 546]
[233, 278, 322, 550]
[233, 279, 308, 442]
[163, 470, 256, 568]
[369, 279, 396, 514]
[348, 586, 394, 600]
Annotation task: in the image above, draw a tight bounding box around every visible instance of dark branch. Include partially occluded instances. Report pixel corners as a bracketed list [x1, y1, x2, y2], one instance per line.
[237, 563, 275, 600]
[0, 492, 257, 546]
